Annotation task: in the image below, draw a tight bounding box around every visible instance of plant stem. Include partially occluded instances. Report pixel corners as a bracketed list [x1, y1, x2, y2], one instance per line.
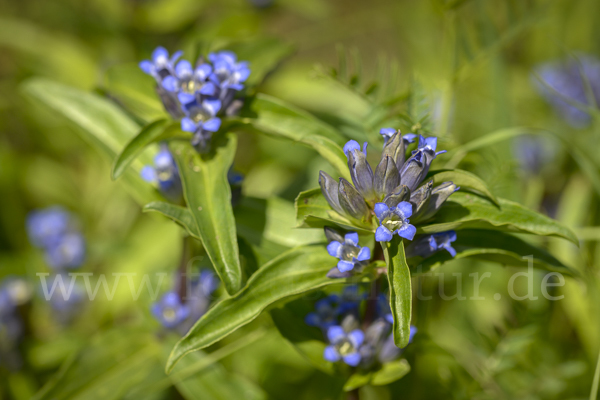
[177, 236, 191, 300]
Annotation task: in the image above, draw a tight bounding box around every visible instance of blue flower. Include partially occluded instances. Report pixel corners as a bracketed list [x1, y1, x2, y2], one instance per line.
[323, 325, 365, 366]
[374, 201, 416, 242]
[139, 47, 183, 83]
[27, 207, 70, 248]
[161, 60, 217, 97]
[151, 291, 190, 329]
[141, 145, 182, 198]
[533, 55, 600, 127]
[379, 128, 417, 146]
[44, 233, 86, 269]
[326, 232, 371, 273]
[180, 99, 222, 153]
[208, 51, 251, 93]
[405, 230, 457, 258]
[305, 295, 340, 329]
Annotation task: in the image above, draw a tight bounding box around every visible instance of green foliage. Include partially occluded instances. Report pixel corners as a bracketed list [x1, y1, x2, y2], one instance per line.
[383, 237, 412, 349]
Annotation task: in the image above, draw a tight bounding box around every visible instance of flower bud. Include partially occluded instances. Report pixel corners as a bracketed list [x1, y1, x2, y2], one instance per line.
[338, 178, 369, 221]
[374, 156, 401, 200]
[381, 131, 406, 169]
[411, 181, 458, 223]
[319, 171, 345, 215]
[382, 185, 410, 208]
[347, 146, 375, 201]
[409, 180, 433, 216]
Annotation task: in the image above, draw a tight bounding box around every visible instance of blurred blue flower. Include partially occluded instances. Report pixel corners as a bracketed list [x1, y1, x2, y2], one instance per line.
[187, 270, 219, 321]
[376, 294, 393, 324]
[141, 144, 182, 199]
[374, 201, 416, 242]
[151, 291, 190, 329]
[533, 55, 600, 127]
[405, 230, 457, 258]
[324, 325, 364, 366]
[208, 51, 251, 94]
[139, 47, 183, 83]
[305, 296, 340, 329]
[42, 273, 85, 323]
[27, 207, 86, 270]
[326, 232, 371, 273]
[379, 128, 416, 146]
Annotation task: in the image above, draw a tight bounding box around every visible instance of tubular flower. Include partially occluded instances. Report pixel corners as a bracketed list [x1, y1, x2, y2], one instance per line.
[141, 144, 183, 201]
[324, 324, 365, 366]
[325, 230, 371, 273]
[140, 47, 250, 153]
[318, 129, 457, 241]
[406, 230, 458, 258]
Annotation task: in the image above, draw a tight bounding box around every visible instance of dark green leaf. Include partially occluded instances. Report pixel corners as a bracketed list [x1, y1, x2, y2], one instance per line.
[172, 137, 242, 295]
[112, 119, 176, 180]
[383, 237, 412, 349]
[21, 78, 161, 206]
[295, 188, 374, 233]
[143, 202, 199, 239]
[419, 192, 579, 245]
[410, 230, 577, 276]
[166, 245, 373, 373]
[426, 169, 499, 206]
[241, 94, 351, 180]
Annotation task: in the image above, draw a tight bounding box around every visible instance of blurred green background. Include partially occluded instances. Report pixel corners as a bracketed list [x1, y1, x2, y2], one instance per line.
[1, 0, 600, 398]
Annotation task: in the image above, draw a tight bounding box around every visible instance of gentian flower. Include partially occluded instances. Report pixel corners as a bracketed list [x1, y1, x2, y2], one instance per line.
[406, 231, 457, 258]
[374, 201, 416, 242]
[141, 144, 182, 199]
[139, 47, 183, 83]
[326, 232, 371, 273]
[161, 60, 216, 97]
[533, 55, 600, 127]
[319, 130, 456, 235]
[27, 207, 86, 270]
[151, 291, 190, 329]
[180, 99, 222, 153]
[305, 296, 340, 329]
[324, 325, 365, 366]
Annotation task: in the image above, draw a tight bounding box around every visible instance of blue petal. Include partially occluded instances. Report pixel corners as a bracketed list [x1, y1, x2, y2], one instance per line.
[154, 149, 173, 168]
[139, 60, 154, 74]
[397, 224, 417, 241]
[202, 99, 222, 116]
[161, 76, 179, 92]
[326, 241, 342, 257]
[379, 127, 396, 136]
[170, 50, 183, 64]
[327, 325, 345, 343]
[202, 118, 221, 132]
[448, 231, 457, 241]
[403, 133, 417, 143]
[348, 329, 364, 347]
[397, 201, 413, 218]
[443, 244, 457, 257]
[199, 82, 218, 96]
[304, 312, 320, 327]
[344, 232, 359, 246]
[236, 67, 250, 82]
[195, 64, 212, 80]
[343, 140, 361, 157]
[374, 202, 389, 220]
[356, 246, 370, 261]
[342, 352, 361, 367]
[324, 345, 341, 362]
[181, 118, 197, 132]
[162, 292, 180, 307]
[178, 92, 196, 105]
[140, 166, 157, 183]
[175, 60, 193, 77]
[409, 326, 418, 343]
[228, 83, 244, 91]
[375, 226, 393, 242]
[436, 150, 447, 156]
[361, 142, 368, 155]
[385, 313, 394, 324]
[417, 134, 426, 149]
[152, 46, 169, 62]
[424, 136, 437, 151]
[337, 260, 355, 273]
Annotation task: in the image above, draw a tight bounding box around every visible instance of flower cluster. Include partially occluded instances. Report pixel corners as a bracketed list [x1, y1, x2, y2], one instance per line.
[319, 130, 458, 243]
[533, 55, 600, 128]
[141, 144, 183, 201]
[152, 270, 219, 334]
[306, 286, 416, 368]
[140, 47, 250, 153]
[27, 207, 86, 319]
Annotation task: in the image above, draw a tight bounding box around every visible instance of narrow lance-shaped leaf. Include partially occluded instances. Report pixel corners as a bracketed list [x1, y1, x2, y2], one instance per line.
[419, 192, 579, 245]
[166, 245, 373, 373]
[143, 202, 199, 239]
[22, 78, 161, 205]
[172, 136, 242, 295]
[382, 237, 412, 349]
[240, 94, 351, 180]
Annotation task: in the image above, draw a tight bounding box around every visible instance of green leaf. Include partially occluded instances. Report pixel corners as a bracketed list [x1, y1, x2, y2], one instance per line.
[410, 230, 577, 276]
[143, 202, 199, 239]
[166, 245, 373, 373]
[426, 169, 499, 206]
[295, 188, 374, 233]
[343, 359, 411, 391]
[241, 94, 351, 180]
[419, 192, 579, 245]
[21, 78, 161, 205]
[172, 137, 242, 295]
[112, 119, 174, 180]
[383, 237, 412, 349]
[370, 359, 411, 386]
